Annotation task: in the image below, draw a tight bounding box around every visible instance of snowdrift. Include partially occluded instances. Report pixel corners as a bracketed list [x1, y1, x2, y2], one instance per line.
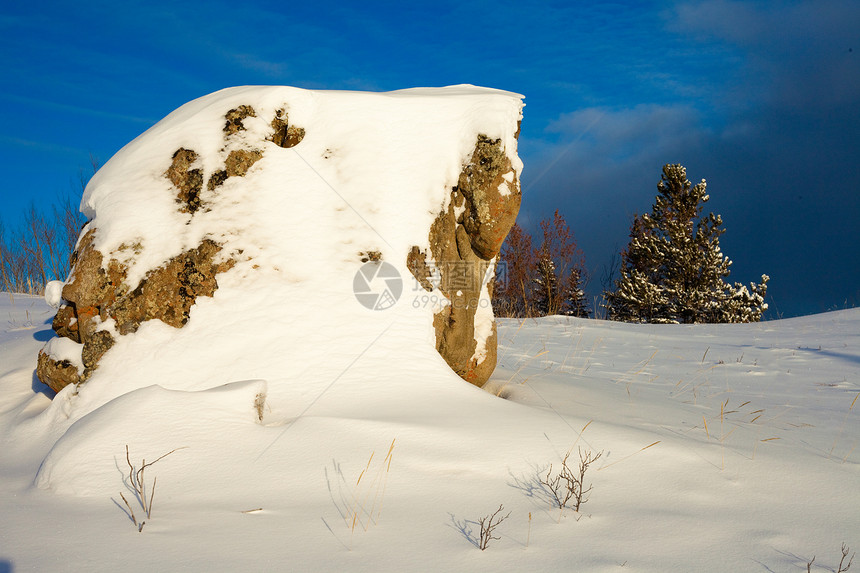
[1, 292, 858, 571]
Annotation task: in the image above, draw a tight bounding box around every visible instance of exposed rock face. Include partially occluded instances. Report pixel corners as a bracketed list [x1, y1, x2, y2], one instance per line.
[36, 351, 82, 391]
[36, 104, 304, 393]
[269, 108, 306, 148]
[408, 133, 522, 386]
[167, 148, 204, 214]
[457, 134, 522, 259]
[37, 227, 234, 393]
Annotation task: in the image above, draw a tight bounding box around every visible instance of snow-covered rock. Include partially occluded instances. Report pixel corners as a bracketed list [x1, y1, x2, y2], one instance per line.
[43, 280, 64, 308]
[35, 85, 524, 411]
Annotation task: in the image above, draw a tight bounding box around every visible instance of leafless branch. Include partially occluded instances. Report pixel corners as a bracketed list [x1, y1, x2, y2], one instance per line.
[540, 447, 603, 516]
[478, 504, 511, 550]
[839, 543, 854, 573]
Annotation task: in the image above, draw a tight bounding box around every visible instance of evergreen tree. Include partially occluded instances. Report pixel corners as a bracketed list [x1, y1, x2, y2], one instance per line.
[605, 164, 768, 324]
[562, 267, 589, 318]
[532, 249, 560, 315]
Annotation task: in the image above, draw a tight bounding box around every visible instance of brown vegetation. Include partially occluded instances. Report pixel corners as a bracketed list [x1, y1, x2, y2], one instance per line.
[1, 185, 88, 295]
[493, 210, 588, 318]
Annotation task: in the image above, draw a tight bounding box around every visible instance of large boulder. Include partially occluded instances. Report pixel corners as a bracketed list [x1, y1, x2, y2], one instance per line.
[36, 85, 524, 400]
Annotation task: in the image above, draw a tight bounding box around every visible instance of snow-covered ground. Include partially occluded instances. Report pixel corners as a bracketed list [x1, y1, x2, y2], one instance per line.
[1, 291, 857, 572]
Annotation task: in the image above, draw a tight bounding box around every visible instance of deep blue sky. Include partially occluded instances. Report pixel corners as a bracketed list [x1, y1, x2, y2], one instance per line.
[1, 0, 858, 318]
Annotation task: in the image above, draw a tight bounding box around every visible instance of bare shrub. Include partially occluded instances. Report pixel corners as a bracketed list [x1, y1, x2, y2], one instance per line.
[0, 163, 90, 294]
[541, 447, 603, 517]
[478, 504, 511, 550]
[807, 543, 854, 572]
[493, 222, 536, 318]
[493, 212, 588, 318]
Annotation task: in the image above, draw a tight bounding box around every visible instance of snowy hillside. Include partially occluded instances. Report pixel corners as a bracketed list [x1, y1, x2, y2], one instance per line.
[1, 292, 857, 572]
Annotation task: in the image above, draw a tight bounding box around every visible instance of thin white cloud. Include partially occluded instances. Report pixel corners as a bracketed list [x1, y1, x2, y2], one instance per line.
[0, 134, 88, 156]
[544, 104, 705, 165]
[0, 94, 156, 125]
[227, 53, 288, 78]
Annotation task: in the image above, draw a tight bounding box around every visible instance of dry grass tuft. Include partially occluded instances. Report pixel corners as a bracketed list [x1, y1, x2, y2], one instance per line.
[344, 439, 396, 541]
[118, 444, 184, 532]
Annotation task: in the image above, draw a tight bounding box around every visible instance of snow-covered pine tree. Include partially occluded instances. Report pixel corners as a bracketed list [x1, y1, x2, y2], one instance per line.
[532, 249, 560, 316]
[562, 267, 590, 318]
[718, 277, 770, 322]
[605, 164, 768, 324]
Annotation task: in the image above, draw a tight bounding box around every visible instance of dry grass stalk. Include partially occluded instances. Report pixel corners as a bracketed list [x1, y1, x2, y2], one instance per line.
[829, 392, 860, 461]
[597, 441, 659, 472]
[526, 511, 532, 548]
[119, 444, 183, 532]
[839, 543, 855, 572]
[617, 349, 659, 397]
[493, 348, 548, 397]
[345, 438, 396, 539]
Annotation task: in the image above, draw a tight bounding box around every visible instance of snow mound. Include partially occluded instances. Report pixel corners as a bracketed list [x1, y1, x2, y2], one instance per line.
[35, 380, 267, 496]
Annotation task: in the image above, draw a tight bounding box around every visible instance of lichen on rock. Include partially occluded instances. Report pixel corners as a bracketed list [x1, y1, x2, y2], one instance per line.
[36, 351, 82, 391]
[457, 135, 521, 260]
[223, 105, 257, 135]
[109, 239, 232, 334]
[207, 149, 263, 191]
[205, 106, 278, 193]
[224, 149, 263, 178]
